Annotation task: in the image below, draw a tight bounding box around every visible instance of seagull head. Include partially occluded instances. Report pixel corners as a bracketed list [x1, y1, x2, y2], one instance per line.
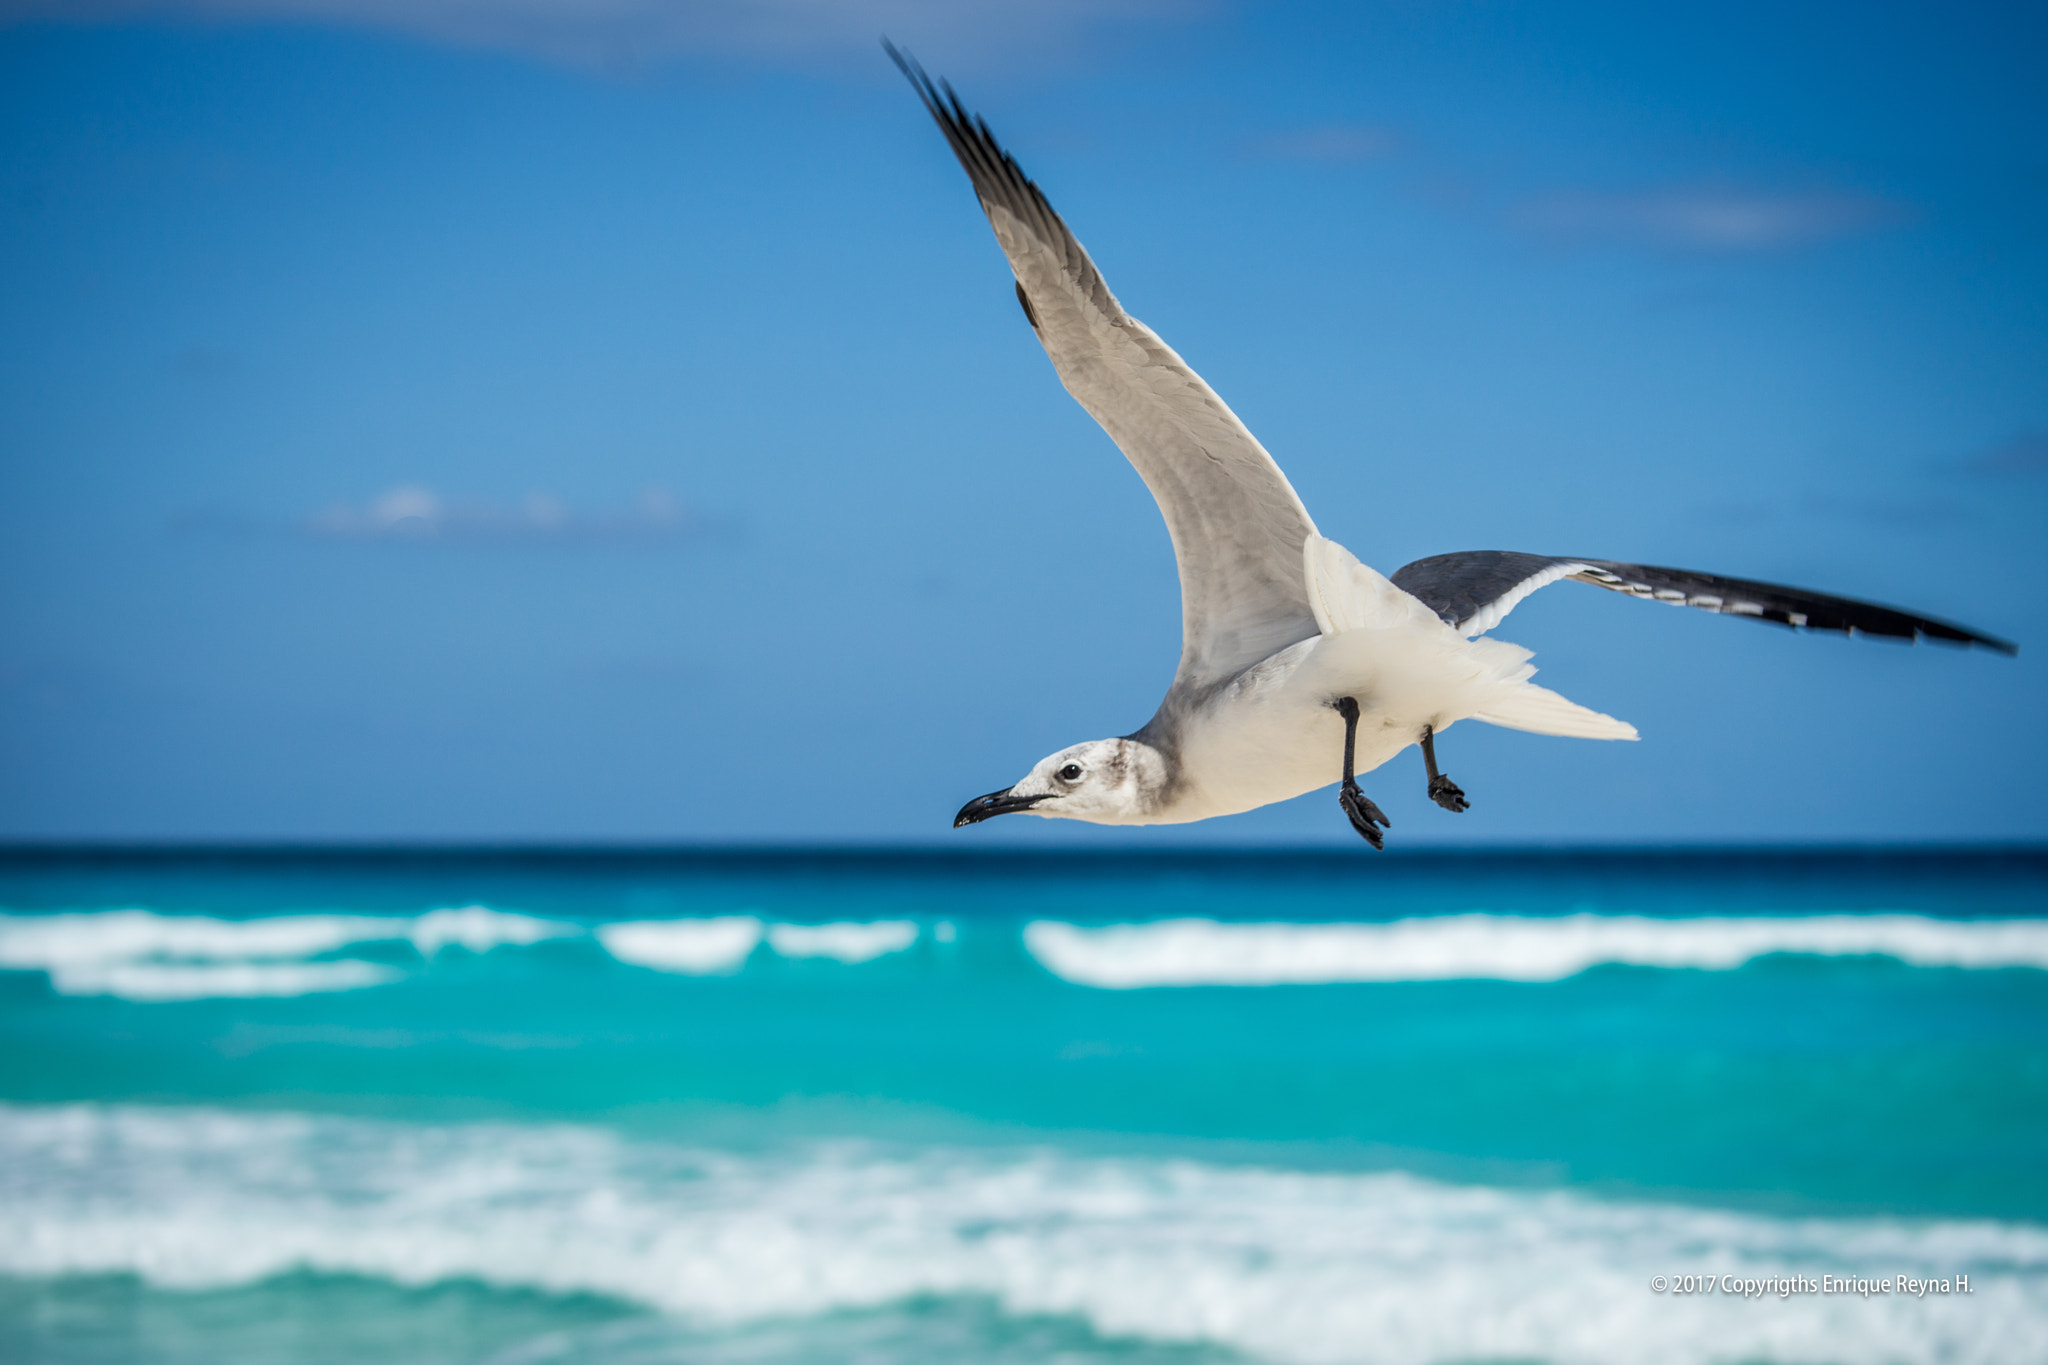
[953, 738, 1163, 828]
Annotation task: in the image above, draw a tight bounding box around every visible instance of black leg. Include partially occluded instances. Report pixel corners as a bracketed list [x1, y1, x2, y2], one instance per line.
[1419, 725, 1469, 813]
[1332, 697, 1391, 850]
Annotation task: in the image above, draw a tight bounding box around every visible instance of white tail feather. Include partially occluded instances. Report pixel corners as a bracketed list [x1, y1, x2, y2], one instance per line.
[1473, 682, 1639, 741]
[1305, 532, 1636, 742]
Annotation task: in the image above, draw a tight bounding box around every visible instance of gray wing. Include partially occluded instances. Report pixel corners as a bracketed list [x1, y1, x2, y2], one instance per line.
[891, 47, 1322, 692]
[1390, 550, 2017, 654]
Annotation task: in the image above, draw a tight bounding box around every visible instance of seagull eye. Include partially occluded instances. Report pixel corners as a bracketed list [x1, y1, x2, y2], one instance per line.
[1058, 764, 1083, 781]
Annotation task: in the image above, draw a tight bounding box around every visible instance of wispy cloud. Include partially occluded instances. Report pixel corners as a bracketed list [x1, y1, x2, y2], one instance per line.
[3, 0, 1197, 69]
[1960, 430, 2048, 477]
[1506, 187, 1905, 252]
[303, 484, 713, 542]
[175, 484, 724, 545]
[1245, 124, 1401, 164]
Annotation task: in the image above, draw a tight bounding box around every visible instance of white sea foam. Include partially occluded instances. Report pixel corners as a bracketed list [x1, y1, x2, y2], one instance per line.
[766, 920, 919, 963]
[406, 905, 580, 956]
[0, 906, 580, 1001]
[0, 907, 929, 998]
[596, 917, 763, 974]
[0, 910, 410, 970]
[0, 1103, 2041, 1365]
[1024, 914, 2048, 988]
[39, 959, 404, 1002]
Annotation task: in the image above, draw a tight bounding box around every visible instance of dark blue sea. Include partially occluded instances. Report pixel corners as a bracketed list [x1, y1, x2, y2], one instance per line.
[2, 846, 2044, 1364]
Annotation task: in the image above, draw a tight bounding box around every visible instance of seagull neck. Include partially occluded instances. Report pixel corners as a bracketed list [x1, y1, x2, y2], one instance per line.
[1118, 728, 1179, 815]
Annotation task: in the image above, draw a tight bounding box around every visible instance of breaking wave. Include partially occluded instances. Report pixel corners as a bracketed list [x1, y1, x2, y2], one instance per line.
[9, 906, 2044, 1001]
[30, 959, 404, 1003]
[1, 1103, 2041, 1365]
[594, 917, 921, 973]
[1023, 914, 2048, 987]
[766, 920, 919, 963]
[595, 917, 765, 974]
[0, 908, 927, 998]
[0, 906, 574, 1001]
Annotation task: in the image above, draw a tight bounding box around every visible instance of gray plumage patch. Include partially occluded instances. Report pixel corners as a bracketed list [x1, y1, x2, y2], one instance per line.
[1015, 280, 1040, 331]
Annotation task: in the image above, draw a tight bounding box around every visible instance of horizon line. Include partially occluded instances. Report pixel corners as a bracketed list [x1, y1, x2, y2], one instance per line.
[1, 839, 2043, 862]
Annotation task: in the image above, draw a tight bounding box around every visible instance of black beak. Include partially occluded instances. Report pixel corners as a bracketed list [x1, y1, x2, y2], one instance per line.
[953, 787, 1053, 828]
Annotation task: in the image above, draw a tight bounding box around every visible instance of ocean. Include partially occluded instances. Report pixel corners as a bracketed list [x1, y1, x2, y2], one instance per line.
[0, 846, 2043, 1365]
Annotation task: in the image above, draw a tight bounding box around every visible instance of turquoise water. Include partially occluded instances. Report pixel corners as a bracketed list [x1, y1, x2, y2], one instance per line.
[2, 847, 2045, 1364]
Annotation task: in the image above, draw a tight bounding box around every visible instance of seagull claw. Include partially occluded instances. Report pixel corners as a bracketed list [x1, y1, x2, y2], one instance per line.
[1338, 781, 1390, 850]
[1428, 774, 1470, 813]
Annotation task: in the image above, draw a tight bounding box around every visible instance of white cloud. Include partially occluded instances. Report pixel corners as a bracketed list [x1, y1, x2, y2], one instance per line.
[2, 0, 1198, 70]
[1507, 187, 1903, 251]
[303, 483, 705, 542]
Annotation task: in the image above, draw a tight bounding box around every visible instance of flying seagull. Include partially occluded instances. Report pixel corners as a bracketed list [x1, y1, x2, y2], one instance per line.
[888, 48, 2016, 848]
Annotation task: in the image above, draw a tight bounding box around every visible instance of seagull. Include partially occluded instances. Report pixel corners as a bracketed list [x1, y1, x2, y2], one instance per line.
[889, 49, 2016, 848]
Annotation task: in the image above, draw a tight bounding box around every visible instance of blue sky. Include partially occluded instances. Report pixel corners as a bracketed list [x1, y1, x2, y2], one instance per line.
[2, 0, 2044, 845]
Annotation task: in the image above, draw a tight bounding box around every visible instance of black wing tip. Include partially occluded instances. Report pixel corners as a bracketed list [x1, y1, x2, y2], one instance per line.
[1848, 623, 2016, 655]
[882, 40, 950, 119]
[880, 37, 921, 90]
[1597, 561, 2018, 657]
[1743, 604, 2014, 654]
[1398, 549, 2019, 657]
[1948, 629, 2019, 657]
[1866, 609, 2014, 654]
[881, 39, 1057, 218]
[881, 41, 968, 144]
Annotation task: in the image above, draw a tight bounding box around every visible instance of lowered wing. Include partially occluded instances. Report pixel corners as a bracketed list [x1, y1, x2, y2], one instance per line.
[1390, 550, 2017, 653]
[892, 47, 1322, 692]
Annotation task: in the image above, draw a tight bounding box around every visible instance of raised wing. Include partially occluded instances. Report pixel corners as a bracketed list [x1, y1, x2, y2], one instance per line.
[1390, 550, 2017, 654]
[891, 47, 1322, 692]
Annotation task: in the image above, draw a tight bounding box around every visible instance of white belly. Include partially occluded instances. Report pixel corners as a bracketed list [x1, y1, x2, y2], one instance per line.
[1158, 624, 1532, 823]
